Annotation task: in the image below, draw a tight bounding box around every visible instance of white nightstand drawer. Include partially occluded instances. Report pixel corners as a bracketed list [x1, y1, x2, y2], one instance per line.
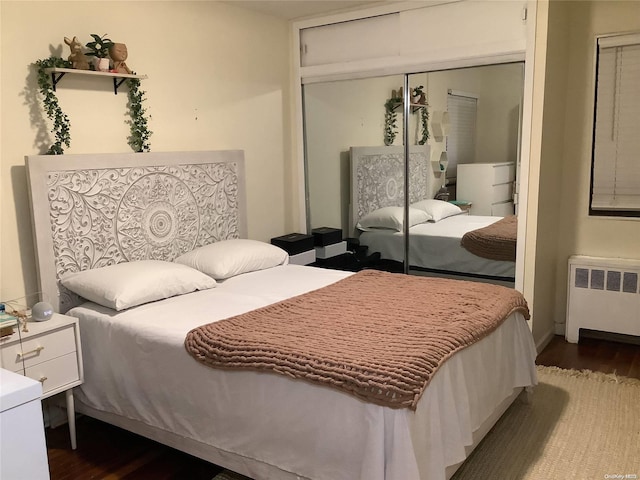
[1, 325, 76, 371]
[24, 352, 80, 397]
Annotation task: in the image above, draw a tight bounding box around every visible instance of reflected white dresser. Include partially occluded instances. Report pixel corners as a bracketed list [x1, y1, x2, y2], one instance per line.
[0, 368, 50, 479]
[457, 162, 516, 216]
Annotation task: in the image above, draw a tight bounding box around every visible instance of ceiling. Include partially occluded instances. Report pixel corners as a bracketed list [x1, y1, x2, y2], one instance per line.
[228, 0, 386, 20]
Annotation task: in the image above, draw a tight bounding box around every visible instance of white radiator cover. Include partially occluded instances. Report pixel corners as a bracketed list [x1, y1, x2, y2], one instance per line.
[566, 255, 640, 343]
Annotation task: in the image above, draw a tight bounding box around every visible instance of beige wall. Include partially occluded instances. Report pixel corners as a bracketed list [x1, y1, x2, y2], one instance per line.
[546, 0, 640, 331]
[529, 0, 569, 344]
[0, 1, 291, 304]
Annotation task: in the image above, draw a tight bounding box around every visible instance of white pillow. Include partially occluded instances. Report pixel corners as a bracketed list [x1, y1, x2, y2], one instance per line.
[60, 260, 216, 311]
[357, 206, 431, 232]
[174, 239, 289, 280]
[411, 199, 463, 222]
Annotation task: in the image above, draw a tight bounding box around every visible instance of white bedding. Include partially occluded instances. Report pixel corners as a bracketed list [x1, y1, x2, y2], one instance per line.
[71, 264, 536, 480]
[359, 215, 516, 278]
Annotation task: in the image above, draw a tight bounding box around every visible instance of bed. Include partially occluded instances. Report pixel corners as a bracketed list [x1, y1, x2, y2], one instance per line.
[350, 146, 516, 281]
[26, 150, 537, 480]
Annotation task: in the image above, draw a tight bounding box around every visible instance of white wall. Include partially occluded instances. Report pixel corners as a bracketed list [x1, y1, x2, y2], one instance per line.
[0, 1, 291, 304]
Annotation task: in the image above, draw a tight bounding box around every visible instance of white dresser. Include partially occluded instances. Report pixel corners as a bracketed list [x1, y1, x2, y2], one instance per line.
[0, 368, 50, 479]
[457, 162, 516, 216]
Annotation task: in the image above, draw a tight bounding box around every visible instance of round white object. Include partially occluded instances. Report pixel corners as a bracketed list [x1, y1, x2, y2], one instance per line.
[32, 302, 54, 321]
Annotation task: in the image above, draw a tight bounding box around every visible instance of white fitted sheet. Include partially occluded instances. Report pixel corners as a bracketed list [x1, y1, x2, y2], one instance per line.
[71, 264, 536, 480]
[359, 215, 516, 278]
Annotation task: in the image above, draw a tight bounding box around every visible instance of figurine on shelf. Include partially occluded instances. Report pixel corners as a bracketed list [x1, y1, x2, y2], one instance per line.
[64, 36, 90, 70]
[109, 43, 132, 74]
[412, 85, 427, 105]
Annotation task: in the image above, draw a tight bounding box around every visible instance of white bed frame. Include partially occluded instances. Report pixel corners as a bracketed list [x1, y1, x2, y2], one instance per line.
[26, 150, 528, 480]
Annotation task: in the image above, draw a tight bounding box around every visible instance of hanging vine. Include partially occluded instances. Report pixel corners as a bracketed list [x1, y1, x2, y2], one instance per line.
[34, 57, 152, 154]
[383, 97, 401, 145]
[126, 77, 152, 152]
[35, 57, 72, 154]
[412, 85, 430, 145]
[383, 86, 430, 146]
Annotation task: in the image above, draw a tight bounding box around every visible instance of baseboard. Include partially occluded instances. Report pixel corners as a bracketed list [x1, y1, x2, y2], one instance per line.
[554, 322, 566, 335]
[535, 328, 555, 354]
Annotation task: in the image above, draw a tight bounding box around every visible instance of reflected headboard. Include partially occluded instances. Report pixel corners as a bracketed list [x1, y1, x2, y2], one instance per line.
[26, 151, 247, 313]
[349, 145, 432, 234]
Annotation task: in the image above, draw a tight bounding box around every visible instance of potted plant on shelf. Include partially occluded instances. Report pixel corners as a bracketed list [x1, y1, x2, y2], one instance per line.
[85, 33, 114, 72]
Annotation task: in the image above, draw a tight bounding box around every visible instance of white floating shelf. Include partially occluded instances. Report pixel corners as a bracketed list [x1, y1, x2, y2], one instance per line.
[432, 151, 448, 175]
[431, 110, 450, 140]
[44, 67, 148, 94]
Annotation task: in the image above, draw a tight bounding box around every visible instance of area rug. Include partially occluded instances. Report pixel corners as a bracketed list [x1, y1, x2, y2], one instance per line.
[453, 366, 640, 479]
[214, 366, 640, 480]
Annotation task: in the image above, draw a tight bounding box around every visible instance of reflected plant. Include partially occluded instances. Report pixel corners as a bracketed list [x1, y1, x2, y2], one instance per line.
[384, 96, 402, 145]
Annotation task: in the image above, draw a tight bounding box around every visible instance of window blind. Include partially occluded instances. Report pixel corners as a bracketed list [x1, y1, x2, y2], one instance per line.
[446, 91, 477, 181]
[591, 33, 640, 214]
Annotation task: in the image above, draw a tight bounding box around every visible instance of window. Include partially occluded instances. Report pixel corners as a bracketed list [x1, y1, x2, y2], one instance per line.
[590, 33, 640, 217]
[446, 90, 478, 181]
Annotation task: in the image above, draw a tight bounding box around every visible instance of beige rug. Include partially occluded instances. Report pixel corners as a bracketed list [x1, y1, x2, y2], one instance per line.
[214, 366, 640, 480]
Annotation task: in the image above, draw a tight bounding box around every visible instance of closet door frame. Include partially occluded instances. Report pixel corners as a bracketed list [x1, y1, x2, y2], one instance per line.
[292, 0, 538, 293]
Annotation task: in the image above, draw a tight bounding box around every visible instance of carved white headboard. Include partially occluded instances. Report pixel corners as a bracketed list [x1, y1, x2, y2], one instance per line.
[26, 151, 247, 313]
[349, 145, 432, 233]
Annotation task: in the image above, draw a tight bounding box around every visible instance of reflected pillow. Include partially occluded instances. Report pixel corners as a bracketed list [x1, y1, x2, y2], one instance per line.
[357, 206, 431, 232]
[174, 239, 289, 280]
[60, 260, 216, 311]
[411, 199, 462, 222]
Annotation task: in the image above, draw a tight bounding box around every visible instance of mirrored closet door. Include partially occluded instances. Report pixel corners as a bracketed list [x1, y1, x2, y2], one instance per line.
[303, 74, 408, 272]
[405, 64, 524, 284]
[303, 63, 524, 284]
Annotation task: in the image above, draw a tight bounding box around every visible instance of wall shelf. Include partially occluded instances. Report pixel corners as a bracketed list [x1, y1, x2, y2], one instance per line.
[44, 68, 148, 95]
[432, 151, 448, 175]
[391, 102, 427, 113]
[431, 110, 450, 141]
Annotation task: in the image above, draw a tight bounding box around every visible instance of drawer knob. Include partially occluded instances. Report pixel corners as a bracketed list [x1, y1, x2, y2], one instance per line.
[39, 376, 48, 383]
[17, 345, 44, 359]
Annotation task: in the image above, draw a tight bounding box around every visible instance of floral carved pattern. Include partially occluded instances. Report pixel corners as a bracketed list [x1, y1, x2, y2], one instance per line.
[116, 173, 199, 261]
[355, 152, 430, 222]
[46, 162, 240, 312]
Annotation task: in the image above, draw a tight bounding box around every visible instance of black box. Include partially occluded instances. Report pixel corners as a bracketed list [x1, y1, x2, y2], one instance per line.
[311, 227, 343, 247]
[271, 233, 314, 255]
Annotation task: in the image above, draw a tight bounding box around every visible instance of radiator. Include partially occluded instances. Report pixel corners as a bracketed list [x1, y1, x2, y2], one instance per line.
[566, 255, 640, 343]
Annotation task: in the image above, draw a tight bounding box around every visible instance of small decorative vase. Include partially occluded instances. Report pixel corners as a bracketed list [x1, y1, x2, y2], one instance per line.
[93, 57, 110, 72]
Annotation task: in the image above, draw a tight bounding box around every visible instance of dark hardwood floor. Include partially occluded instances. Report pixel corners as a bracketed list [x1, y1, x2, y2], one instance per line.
[536, 334, 640, 380]
[46, 335, 640, 479]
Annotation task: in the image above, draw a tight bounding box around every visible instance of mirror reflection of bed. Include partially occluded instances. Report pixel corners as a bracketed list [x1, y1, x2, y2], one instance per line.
[303, 63, 523, 286]
[350, 145, 517, 286]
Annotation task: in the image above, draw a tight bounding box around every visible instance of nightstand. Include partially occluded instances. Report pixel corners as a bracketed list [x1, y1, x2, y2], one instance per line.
[0, 313, 83, 449]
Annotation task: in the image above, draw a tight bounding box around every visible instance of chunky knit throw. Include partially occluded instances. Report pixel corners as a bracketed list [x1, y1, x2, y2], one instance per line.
[185, 270, 529, 410]
[461, 215, 517, 262]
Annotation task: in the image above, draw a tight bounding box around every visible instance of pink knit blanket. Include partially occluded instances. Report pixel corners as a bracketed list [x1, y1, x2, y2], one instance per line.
[185, 270, 529, 410]
[461, 215, 517, 262]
